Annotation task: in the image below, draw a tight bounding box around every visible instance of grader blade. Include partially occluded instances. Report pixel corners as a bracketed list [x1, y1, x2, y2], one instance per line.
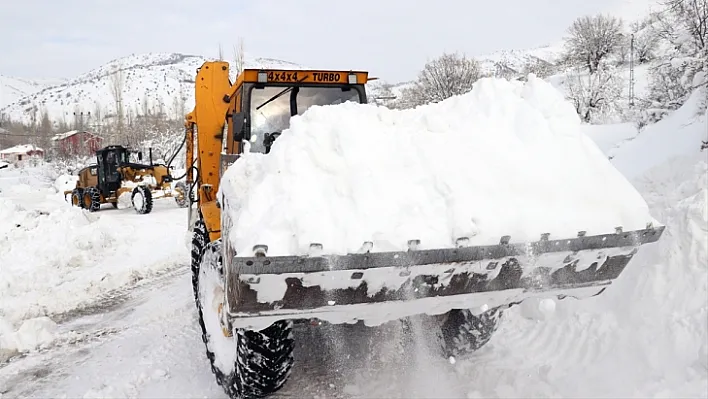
[223, 225, 665, 330]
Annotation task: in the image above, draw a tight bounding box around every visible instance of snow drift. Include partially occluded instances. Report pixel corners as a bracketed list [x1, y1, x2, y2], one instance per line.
[220, 75, 657, 257]
[608, 88, 708, 180]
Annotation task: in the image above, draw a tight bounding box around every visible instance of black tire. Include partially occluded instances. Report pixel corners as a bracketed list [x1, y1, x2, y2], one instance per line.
[438, 307, 504, 359]
[174, 181, 189, 208]
[192, 216, 295, 399]
[131, 186, 153, 214]
[71, 188, 84, 208]
[82, 187, 101, 212]
[191, 217, 209, 302]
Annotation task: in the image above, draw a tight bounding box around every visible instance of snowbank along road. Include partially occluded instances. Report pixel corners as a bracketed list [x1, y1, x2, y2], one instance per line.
[0, 165, 189, 356]
[1, 85, 707, 398]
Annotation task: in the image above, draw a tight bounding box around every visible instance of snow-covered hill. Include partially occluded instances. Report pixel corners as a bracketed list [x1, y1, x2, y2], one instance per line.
[0, 53, 305, 126]
[476, 42, 565, 76]
[367, 44, 566, 106]
[1, 41, 571, 126]
[0, 75, 65, 109]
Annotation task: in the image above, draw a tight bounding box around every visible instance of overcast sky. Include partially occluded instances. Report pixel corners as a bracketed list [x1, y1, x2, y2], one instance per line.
[0, 0, 653, 82]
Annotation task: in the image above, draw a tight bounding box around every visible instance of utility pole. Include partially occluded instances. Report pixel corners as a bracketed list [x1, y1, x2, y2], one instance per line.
[629, 34, 635, 107]
[73, 110, 90, 130]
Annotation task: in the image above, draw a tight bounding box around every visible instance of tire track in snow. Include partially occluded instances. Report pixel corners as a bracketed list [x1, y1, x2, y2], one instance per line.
[482, 312, 614, 369]
[4, 268, 224, 399]
[447, 305, 625, 397]
[51, 262, 189, 325]
[0, 265, 192, 397]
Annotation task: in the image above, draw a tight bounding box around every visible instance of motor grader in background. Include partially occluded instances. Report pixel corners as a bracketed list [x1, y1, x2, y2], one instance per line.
[184, 61, 665, 399]
[66, 144, 189, 214]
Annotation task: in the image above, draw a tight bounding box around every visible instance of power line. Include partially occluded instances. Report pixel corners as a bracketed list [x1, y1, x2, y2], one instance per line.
[0, 132, 47, 137]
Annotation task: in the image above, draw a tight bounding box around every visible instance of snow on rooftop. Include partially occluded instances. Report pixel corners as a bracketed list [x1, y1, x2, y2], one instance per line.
[220, 74, 656, 258]
[0, 144, 43, 154]
[51, 130, 99, 141]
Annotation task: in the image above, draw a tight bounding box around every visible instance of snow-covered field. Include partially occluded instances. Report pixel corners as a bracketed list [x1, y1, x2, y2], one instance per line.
[0, 80, 706, 398]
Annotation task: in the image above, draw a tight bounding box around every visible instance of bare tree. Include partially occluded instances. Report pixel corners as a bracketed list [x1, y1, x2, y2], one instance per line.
[631, 16, 662, 63]
[646, 62, 695, 109]
[493, 61, 519, 80]
[92, 101, 104, 136]
[638, 0, 707, 125]
[399, 52, 483, 107]
[565, 63, 625, 123]
[615, 33, 632, 65]
[27, 105, 39, 130]
[522, 57, 556, 78]
[142, 93, 151, 116]
[563, 14, 625, 73]
[36, 107, 55, 156]
[156, 96, 165, 118]
[110, 69, 125, 142]
[662, 0, 707, 51]
[652, 0, 707, 55]
[233, 37, 245, 76]
[172, 92, 187, 121]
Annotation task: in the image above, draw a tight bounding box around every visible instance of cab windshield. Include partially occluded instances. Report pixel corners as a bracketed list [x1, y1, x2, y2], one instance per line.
[248, 85, 361, 153]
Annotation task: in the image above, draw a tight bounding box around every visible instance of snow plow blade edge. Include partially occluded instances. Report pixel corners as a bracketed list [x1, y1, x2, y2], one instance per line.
[224, 226, 664, 328]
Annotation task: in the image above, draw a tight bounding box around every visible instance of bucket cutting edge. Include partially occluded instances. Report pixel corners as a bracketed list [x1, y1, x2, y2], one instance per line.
[223, 225, 665, 326]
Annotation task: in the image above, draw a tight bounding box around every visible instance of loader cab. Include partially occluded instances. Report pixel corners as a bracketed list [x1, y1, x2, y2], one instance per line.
[95, 145, 129, 196]
[232, 69, 369, 154]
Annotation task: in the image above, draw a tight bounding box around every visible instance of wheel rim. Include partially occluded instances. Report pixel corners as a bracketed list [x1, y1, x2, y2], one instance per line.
[133, 190, 144, 210]
[175, 184, 188, 206]
[198, 252, 237, 374]
[175, 189, 184, 204]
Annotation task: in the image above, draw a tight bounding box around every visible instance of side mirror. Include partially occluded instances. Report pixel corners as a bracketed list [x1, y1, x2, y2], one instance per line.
[231, 112, 246, 140]
[138, 151, 143, 161]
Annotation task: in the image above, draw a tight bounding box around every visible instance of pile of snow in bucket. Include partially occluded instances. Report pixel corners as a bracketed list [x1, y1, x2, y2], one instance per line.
[220, 75, 657, 257]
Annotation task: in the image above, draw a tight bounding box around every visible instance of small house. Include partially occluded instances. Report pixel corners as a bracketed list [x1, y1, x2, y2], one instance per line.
[52, 130, 103, 157]
[0, 144, 45, 166]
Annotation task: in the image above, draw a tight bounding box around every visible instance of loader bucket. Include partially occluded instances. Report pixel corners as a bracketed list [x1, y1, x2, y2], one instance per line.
[222, 225, 665, 330]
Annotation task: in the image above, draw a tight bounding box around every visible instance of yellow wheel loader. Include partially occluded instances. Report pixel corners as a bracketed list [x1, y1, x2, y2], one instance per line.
[65, 145, 189, 214]
[184, 61, 665, 399]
